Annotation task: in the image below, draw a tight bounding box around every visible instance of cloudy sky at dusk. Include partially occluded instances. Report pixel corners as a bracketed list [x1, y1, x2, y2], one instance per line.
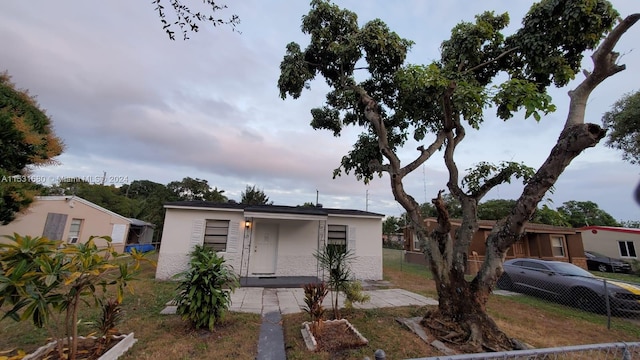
[1, 1, 639, 221]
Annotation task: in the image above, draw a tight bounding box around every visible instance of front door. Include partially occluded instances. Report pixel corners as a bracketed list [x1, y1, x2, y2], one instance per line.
[252, 223, 279, 274]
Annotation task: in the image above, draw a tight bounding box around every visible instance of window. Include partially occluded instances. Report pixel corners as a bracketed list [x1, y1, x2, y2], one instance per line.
[413, 237, 421, 252]
[43, 213, 68, 240]
[204, 220, 229, 252]
[327, 224, 347, 253]
[68, 218, 83, 244]
[551, 236, 565, 257]
[619, 241, 637, 258]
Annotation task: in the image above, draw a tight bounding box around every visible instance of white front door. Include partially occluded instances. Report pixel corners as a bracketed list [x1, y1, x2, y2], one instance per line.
[252, 223, 279, 274]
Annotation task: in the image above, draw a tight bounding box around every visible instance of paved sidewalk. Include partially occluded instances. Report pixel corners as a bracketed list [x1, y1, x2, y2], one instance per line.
[230, 288, 438, 314]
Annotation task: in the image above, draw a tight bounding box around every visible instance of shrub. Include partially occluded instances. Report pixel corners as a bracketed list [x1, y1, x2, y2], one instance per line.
[343, 280, 370, 309]
[173, 245, 239, 331]
[0, 233, 152, 360]
[301, 282, 328, 336]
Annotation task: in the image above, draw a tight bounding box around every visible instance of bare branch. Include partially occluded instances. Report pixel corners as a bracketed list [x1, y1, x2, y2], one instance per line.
[565, 13, 640, 128]
[464, 47, 519, 74]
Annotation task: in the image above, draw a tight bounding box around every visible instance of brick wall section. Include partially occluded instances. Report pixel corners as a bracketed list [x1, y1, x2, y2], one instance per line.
[571, 257, 588, 270]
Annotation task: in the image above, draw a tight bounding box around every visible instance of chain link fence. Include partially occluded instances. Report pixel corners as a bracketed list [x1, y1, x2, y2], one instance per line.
[494, 259, 640, 327]
[405, 341, 640, 360]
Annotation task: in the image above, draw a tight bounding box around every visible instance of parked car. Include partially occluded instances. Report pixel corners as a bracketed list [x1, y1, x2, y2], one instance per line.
[584, 251, 632, 273]
[497, 258, 640, 315]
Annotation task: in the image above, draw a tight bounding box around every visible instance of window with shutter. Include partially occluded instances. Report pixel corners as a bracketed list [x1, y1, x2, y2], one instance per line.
[204, 219, 229, 252]
[327, 224, 347, 253]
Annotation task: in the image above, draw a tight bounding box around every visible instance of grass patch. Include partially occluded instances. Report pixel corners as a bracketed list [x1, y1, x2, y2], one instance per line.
[0, 254, 261, 359]
[590, 271, 640, 283]
[283, 306, 441, 359]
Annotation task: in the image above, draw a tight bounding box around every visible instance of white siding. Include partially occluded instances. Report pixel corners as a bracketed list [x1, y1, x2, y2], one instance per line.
[155, 208, 244, 280]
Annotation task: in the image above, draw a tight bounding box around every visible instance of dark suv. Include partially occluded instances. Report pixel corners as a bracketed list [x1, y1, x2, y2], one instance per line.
[585, 251, 632, 273]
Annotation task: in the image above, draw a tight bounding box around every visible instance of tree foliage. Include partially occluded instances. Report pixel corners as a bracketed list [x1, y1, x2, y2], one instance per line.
[0, 72, 64, 225]
[557, 200, 620, 227]
[278, 0, 637, 350]
[0, 234, 153, 360]
[240, 185, 273, 205]
[167, 177, 227, 202]
[152, 0, 240, 40]
[477, 199, 517, 220]
[602, 90, 640, 164]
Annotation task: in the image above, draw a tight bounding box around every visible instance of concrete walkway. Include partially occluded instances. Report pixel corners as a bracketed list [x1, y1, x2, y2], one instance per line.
[228, 287, 438, 314]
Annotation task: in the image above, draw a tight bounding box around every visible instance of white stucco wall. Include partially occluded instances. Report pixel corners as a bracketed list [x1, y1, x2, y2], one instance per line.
[328, 215, 383, 280]
[580, 228, 640, 259]
[155, 206, 383, 281]
[248, 218, 320, 277]
[155, 207, 245, 280]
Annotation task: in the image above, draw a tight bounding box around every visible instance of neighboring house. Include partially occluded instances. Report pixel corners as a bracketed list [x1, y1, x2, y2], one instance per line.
[578, 226, 640, 261]
[155, 201, 384, 282]
[382, 232, 404, 246]
[0, 196, 154, 253]
[404, 218, 587, 273]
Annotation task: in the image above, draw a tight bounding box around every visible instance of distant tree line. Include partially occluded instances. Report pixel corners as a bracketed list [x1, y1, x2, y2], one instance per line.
[36, 179, 272, 241]
[382, 195, 631, 238]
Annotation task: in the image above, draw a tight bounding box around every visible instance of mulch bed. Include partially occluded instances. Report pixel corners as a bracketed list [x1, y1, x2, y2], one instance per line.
[313, 321, 368, 352]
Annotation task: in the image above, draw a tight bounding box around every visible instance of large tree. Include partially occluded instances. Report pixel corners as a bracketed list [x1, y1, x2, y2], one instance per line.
[0, 72, 64, 224]
[167, 177, 227, 202]
[557, 200, 620, 227]
[278, 0, 638, 351]
[240, 185, 273, 205]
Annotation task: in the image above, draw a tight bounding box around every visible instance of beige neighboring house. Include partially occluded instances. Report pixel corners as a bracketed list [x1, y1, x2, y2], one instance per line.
[579, 226, 640, 260]
[0, 196, 154, 253]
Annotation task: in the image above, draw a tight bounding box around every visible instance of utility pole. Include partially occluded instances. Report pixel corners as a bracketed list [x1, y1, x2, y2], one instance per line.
[316, 189, 319, 206]
[366, 189, 369, 211]
[101, 171, 106, 186]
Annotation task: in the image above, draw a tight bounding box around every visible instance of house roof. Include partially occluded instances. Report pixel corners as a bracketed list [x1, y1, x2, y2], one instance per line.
[577, 225, 640, 235]
[424, 217, 579, 234]
[164, 201, 384, 218]
[35, 196, 148, 226]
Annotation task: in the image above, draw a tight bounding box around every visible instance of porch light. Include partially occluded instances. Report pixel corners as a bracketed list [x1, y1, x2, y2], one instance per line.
[245, 220, 251, 228]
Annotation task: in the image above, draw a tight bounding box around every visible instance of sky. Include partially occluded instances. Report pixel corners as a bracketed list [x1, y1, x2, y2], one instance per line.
[1, 1, 639, 222]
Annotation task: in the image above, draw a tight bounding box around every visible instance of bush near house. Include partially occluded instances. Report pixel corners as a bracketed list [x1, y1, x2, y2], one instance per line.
[173, 245, 239, 331]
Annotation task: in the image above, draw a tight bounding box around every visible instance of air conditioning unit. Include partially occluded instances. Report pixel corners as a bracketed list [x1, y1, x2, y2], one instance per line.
[69, 236, 79, 244]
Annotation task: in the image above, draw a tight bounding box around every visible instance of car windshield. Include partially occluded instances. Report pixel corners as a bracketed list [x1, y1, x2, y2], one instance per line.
[549, 262, 594, 277]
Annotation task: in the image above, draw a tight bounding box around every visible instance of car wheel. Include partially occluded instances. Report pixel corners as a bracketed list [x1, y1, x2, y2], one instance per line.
[597, 264, 609, 272]
[572, 288, 604, 314]
[497, 274, 513, 291]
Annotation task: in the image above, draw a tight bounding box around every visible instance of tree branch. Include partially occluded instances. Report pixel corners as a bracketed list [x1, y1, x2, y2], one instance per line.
[565, 13, 640, 128]
[399, 133, 447, 177]
[464, 47, 519, 74]
[472, 168, 517, 200]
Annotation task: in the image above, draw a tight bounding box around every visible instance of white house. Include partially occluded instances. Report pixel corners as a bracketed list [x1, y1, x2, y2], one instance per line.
[579, 225, 640, 260]
[155, 202, 384, 282]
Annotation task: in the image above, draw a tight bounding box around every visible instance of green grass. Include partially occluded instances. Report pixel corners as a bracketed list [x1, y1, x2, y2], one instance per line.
[590, 270, 640, 284]
[494, 292, 640, 337]
[382, 248, 433, 279]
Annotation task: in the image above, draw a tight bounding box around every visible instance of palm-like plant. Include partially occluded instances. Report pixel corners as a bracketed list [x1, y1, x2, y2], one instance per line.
[301, 282, 328, 336]
[0, 233, 153, 360]
[314, 245, 354, 319]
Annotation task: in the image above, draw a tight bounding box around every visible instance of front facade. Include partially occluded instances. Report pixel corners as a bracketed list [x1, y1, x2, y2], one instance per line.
[579, 226, 640, 260]
[0, 196, 153, 253]
[155, 202, 384, 281]
[404, 218, 587, 272]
